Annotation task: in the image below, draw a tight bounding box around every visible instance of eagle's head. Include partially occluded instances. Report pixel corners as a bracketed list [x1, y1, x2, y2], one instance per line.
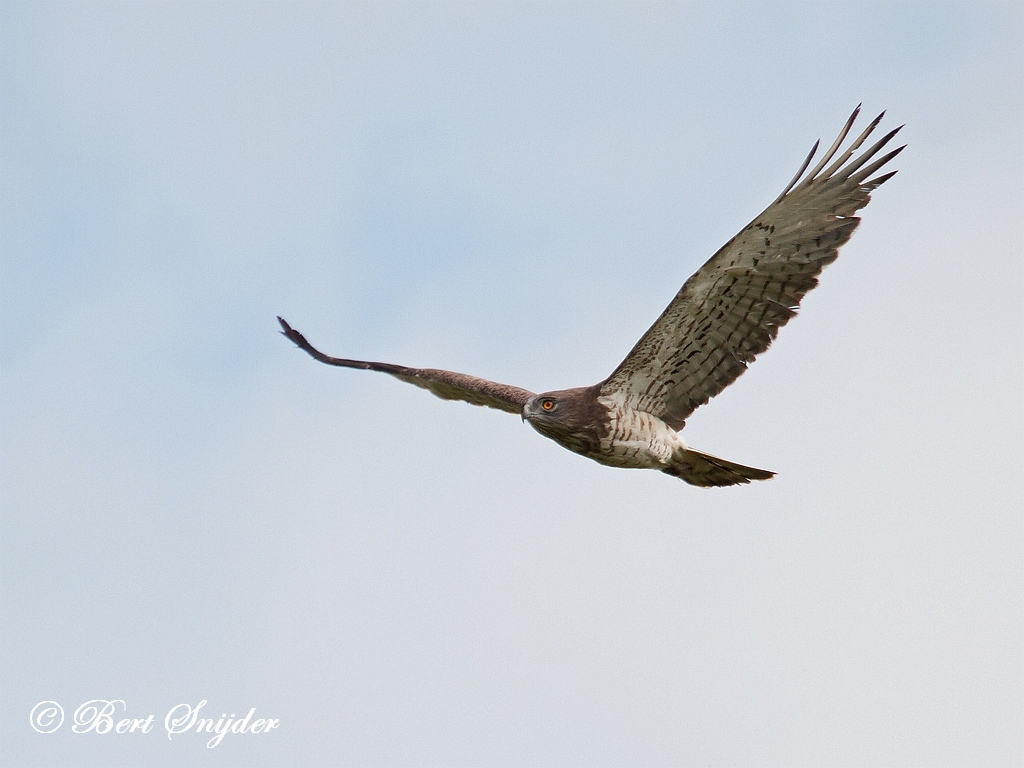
[522, 386, 606, 456]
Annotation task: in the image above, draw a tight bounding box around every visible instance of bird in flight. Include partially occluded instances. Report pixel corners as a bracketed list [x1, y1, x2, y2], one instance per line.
[279, 106, 902, 487]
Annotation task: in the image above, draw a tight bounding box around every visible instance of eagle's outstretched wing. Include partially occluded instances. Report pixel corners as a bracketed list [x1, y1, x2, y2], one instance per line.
[599, 106, 903, 430]
[278, 317, 534, 415]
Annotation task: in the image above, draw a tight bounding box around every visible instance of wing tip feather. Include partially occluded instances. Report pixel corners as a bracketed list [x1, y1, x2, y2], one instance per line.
[863, 169, 898, 189]
[773, 138, 819, 204]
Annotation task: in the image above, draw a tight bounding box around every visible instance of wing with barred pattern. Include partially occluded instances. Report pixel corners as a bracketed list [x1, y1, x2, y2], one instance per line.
[599, 106, 903, 430]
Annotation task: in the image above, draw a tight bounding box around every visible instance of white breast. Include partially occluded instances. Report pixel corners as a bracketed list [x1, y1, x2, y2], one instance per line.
[595, 392, 687, 469]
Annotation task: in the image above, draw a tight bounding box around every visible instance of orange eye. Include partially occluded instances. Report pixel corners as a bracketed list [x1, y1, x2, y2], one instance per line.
[541, 399, 555, 411]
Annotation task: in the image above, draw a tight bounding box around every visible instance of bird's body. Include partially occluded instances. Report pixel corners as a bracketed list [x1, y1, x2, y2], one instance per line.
[526, 387, 684, 470]
[280, 107, 903, 487]
[517, 385, 773, 486]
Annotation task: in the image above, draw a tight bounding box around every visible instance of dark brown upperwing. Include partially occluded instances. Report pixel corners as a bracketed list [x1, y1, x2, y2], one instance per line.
[599, 106, 903, 430]
[278, 317, 534, 415]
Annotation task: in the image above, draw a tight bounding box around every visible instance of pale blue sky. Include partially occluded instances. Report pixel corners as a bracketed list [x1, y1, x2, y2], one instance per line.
[2, 2, 1022, 766]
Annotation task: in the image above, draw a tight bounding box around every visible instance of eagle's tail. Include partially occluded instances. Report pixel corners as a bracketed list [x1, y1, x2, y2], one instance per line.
[663, 448, 775, 487]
